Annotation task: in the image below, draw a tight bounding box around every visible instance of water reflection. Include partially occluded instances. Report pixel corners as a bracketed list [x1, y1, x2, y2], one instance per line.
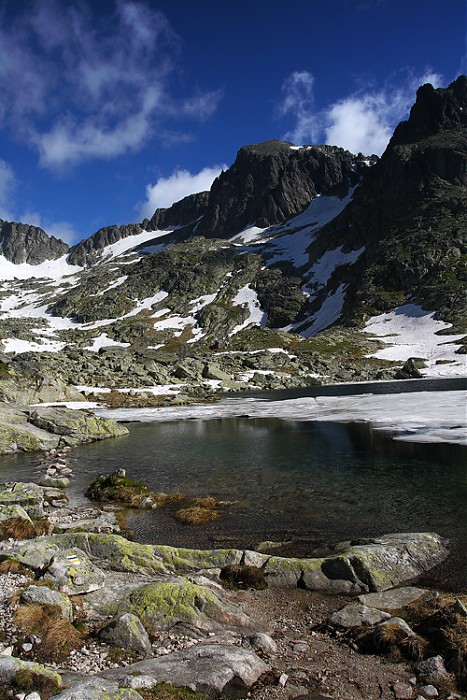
[0, 415, 465, 588]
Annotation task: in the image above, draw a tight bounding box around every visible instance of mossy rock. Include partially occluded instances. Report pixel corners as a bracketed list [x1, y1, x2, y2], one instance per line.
[153, 545, 242, 572]
[122, 577, 252, 634]
[0, 656, 62, 696]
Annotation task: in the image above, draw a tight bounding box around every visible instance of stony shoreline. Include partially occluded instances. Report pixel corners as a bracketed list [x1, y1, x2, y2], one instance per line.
[0, 451, 465, 700]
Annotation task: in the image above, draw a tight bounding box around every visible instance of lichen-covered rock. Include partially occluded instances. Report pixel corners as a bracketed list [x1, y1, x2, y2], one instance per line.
[44, 547, 106, 595]
[122, 577, 254, 634]
[343, 532, 449, 592]
[0, 655, 62, 693]
[0, 532, 167, 576]
[98, 613, 152, 657]
[99, 643, 269, 694]
[49, 678, 143, 700]
[0, 482, 45, 518]
[27, 406, 129, 444]
[20, 585, 73, 621]
[0, 504, 33, 524]
[153, 545, 242, 572]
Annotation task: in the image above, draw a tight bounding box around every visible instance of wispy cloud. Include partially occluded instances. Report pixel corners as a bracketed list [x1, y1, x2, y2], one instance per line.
[280, 69, 444, 155]
[0, 160, 16, 221]
[139, 165, 226, 219]
[0, 0, 222, 169]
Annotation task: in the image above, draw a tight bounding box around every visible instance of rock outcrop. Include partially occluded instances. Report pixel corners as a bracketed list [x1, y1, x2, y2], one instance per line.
[0, 220, 68, 264]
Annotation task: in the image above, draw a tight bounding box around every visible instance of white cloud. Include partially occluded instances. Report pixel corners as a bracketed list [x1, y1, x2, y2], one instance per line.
[0, 160, 16, 221]
[279, 71, 320, 144]
[280, 70, 444, 155]
[0, 1, 221, 169]
[139, 164, 227, 219]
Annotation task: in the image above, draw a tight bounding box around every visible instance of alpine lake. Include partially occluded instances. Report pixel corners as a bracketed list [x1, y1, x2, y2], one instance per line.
[1, 378, 466, 591]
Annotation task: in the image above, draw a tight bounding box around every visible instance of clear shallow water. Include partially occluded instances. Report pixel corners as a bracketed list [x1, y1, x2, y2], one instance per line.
[1, 408, 465, 589]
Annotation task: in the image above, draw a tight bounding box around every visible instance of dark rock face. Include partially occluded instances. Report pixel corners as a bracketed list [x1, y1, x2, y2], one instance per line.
[316, 76, 467, 330]
[67, 223, 145, 267]
[147, 191, 210, 231]
[391, 75, 467, 145]
[0, 220, 68, 264]
[195, 140, 371, 238]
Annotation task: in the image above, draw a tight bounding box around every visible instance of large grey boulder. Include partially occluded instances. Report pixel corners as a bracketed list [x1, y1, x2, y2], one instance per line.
[44, 547, 106, 595]
[121, 577, 255, 635]
[0, 481, 45, 518]
[329, 604, 391, 628]
[98, 613, 152, 657]
[21, 585, 73, 621]
[100, 643, 269, 694]
[358, 586, 429, 610]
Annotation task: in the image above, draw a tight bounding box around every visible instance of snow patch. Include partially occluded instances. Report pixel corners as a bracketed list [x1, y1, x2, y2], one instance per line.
[95, 388, 467, 446]
[0, 254, 82, 281]
[229, 285, 268, 335]
[364, 304, 466, 377]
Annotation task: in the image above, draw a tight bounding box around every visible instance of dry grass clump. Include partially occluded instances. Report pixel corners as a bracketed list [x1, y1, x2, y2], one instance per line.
[0, 517, 52, 541]
[414, 602, 467, 690]
[175, 505, 222, 525]
[0, 558, 34, 577]
[14, 603, 84, 662]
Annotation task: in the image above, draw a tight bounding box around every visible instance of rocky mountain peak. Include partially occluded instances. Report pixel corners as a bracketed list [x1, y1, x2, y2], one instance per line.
[194, 140, 368, 238]
[0, 220, 69, 265]
[391, 75, 467, 146]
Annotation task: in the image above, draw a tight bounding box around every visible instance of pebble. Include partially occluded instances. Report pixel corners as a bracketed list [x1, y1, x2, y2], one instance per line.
[278, 673, 288, 687]
[393, 681, 413, 699]
[25, 694, 41, 700]
[21, 643, 33, 652]
[421, 686, 439, 698]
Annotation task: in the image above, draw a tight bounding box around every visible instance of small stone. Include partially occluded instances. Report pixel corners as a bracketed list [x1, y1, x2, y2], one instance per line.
[329, 604, 391, 628]
[250, 632, 278, 655]
[393, 681, 413, 699]
[25, 694, 41, 700]
[453, 599, 467, 617]
[416, 656, 449, 684]
[278, 673, 288, 687]
[21, 643, 33, 652]
[0, 647, 13, 656]
[421, 686, 439, 698]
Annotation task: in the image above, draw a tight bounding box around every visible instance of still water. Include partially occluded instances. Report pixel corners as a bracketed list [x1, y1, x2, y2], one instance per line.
[1, 404, 465, 588]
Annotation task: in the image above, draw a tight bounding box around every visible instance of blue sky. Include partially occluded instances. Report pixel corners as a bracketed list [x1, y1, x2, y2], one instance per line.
[0, 0, 465, 245]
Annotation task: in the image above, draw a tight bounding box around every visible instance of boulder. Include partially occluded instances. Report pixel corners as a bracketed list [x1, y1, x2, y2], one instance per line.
[0, 504, 33, 524]
[20, 585, 73, 621]
[121, 577, 254, 634]
[416, 656, 449, 684]
[44, 548, 106, 595]
[27, 406, 129, 444]
[329, 604, 391, 628]
[0, 655, 61, 694]
[99, 643, 269, 694]
[153, 544, 242, 572]
[98, 613, 152, 657]
[0, 482, 45, 518]
[358, 586, 429, 610]
[336, 532, 449, 592]
[49, 678, 142, 700]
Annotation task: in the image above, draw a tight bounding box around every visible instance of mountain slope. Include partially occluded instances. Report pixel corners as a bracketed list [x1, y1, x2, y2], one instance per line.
[0, 77, 465, 406]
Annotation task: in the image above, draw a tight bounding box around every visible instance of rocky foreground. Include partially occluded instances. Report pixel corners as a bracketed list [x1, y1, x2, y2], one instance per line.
[0, 452, 465, 700]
